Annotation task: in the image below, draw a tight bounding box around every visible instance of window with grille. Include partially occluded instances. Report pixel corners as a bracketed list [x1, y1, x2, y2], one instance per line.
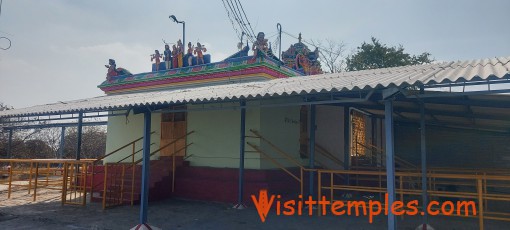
[351, 110, 366, 157]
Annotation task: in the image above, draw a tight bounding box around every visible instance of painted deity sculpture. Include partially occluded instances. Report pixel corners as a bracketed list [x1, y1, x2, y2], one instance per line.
[171, 45, 179, 69]
[105, 59, 131, 81]
[281, 33, 322, 75]
[194, 42, 207, 65]
[164, 44, 172, 70]
[151, 50, 162, 71]
[252, 32, 268, 58]
[185, 42, 194, 66]
[176, 39, 184, 68]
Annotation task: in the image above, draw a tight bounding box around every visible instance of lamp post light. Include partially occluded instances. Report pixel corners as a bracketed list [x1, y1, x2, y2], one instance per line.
[169, 15, 185, 51]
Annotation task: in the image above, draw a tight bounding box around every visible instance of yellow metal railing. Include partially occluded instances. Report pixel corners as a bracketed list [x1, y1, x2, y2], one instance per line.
[0, 159, 93, 206]
[314, 168, 510, 230]
[0, 130, 194, 210]
[351, 141, 417, 170]
[314, 142, 344, 168]
[101, 130, 194, 209]
[62, 161, 91, 206]
[246, 129, 510, 230]
[248, 129, 305, 197]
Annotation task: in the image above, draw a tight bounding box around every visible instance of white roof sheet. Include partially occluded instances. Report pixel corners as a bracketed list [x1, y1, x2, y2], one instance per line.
[1, 56, 509, 118]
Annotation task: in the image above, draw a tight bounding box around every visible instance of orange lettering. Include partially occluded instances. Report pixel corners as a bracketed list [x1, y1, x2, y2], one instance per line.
[331, 201, 345, 215]
[347, 201, 367, 216]
[283, 200, 296, 215]
[457, 201, 477, 216]
[406, 200, 418, 215]
[251, 189, 275, 223]
[368, 200, 382, 223]
[391, 201, 405, 215]
[427, 201, 440, 216]
[318, 196, 331, 215]
[441, 201, 454, 216]
[304, 196, 317, 216]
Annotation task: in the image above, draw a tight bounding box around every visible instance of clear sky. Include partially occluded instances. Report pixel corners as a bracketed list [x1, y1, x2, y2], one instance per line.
[0, 0, 509, 108]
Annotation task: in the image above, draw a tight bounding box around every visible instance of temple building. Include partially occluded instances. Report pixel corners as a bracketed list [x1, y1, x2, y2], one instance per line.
[1, 32, 510, 230]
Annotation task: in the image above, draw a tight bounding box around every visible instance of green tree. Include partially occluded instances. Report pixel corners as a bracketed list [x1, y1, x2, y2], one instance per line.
[345, 37, 432, 71]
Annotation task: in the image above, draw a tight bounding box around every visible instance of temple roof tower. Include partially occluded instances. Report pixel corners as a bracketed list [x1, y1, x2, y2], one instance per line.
[281, 33, 323, 75]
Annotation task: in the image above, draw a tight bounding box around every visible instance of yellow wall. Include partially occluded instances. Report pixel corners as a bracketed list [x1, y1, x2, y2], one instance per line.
[187, 101, 262, 169]
[103, 99, 303, 169]
[259, 100, 303, 169]
[104, 111, 161, 163]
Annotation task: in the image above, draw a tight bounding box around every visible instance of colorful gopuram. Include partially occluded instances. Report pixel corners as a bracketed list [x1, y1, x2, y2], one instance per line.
[98, 35, 304, 95]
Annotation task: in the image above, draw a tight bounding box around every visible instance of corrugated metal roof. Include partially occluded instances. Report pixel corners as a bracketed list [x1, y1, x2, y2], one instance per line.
[1, 56, 509, 118]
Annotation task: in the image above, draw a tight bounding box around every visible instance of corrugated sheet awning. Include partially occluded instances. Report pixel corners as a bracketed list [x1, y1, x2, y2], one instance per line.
[1, 56, 509, 118]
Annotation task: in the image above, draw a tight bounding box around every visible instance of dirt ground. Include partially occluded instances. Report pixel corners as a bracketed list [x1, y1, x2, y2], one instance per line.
[0, 185, 507, 230]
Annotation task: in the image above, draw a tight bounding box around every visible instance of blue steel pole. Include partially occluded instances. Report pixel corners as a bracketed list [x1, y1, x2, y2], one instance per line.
[76, 112, 83, 160]
[140, 110, 152, 224]
[385, 100, 396, 230]
[237, 100, 246, 206]
[420, 101, 428, 226]
[308, 104, 316, 198]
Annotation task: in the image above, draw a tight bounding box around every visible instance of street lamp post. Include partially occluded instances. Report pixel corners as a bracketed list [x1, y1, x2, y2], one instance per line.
[169, 15, 185, 51]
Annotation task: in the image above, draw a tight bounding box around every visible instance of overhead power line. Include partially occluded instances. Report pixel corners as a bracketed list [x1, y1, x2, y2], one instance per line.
[221, 0, 243, 40]
[221, 0, 257, 43]
[281, 30, 343, 57]
[234, 0, 256, 38]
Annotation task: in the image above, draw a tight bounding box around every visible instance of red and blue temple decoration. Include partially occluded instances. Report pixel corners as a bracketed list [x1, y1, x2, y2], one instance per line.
[281, 33, 323, 75]
[98, 55, 303, 95]
[98, 33, 310, 95]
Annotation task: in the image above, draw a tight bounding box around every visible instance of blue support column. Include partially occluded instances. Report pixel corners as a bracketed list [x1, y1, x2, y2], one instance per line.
[7, 129, 13, 159]
[343, 107, 350, 184]
[235, 100, 247, 209]
[76, 112, 83, 160]
[420, 101, 428, 226]
[385, 100, 396, 230]
[59, 127, 66, 159]
[139, 111, 152, 225]
[308, 104, 316, 198]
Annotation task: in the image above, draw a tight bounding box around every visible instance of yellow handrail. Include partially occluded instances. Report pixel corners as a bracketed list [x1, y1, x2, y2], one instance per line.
[94, 131, 156, 164]
[115, 143, 156, 163]
[133, 131, 195, 164]
[247, 142, 301, 182]
[315, 167, 510, 229]
[102, 130, 195, 209]
[249, 129, 303, 169]
[354, 141, 417, 169]
[314, 142, 344, 167]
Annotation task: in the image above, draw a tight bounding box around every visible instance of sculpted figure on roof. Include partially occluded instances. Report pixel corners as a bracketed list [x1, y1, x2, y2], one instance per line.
[194, 42, 207, 65]
[151, 50, 162, 71]
[185, 42, 194, 66]
[252, 32, 268, 58]
[176, 39, 184, 68]
[164, 44, 172, 70]
[172, 44, 179, 69]
[105, 59, 131, 81]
